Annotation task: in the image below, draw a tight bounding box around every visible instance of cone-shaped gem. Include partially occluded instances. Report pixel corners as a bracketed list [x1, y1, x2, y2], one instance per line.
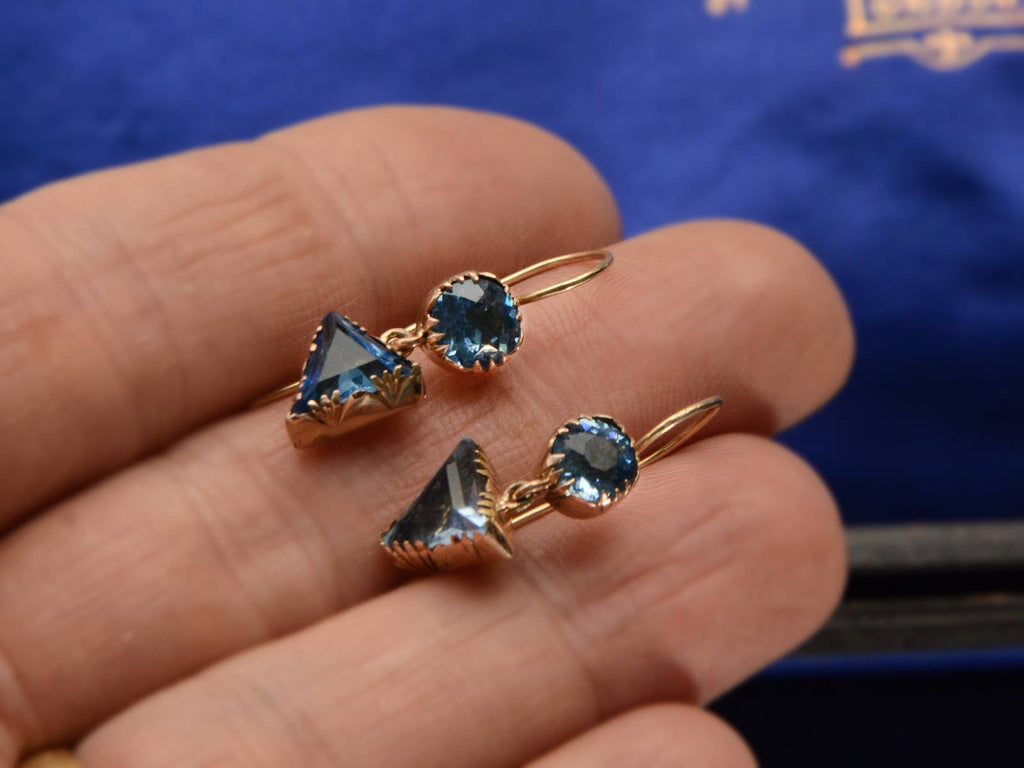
[383, 438, 490, 547]
[292, 312, 415, 415]
[381, 438, 513, 571]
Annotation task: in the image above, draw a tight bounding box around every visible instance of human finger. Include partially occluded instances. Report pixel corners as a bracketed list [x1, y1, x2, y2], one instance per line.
[73, 435, 843, 768]
[0, 220, 852, 758]
[0, 105, 619, 524]
[526, 704, 757, 768]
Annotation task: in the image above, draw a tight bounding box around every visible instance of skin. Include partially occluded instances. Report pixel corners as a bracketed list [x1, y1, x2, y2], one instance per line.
[0, 106, 854, 767]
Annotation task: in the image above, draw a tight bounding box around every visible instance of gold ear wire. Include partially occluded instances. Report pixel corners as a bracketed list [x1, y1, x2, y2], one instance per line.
[634, 397, 724, 469]
[502, 249, 612, 305]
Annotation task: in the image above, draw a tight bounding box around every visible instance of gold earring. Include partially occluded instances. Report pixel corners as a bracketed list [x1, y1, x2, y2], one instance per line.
[380, 397, 723, 574]
[252, 250, 613, 448]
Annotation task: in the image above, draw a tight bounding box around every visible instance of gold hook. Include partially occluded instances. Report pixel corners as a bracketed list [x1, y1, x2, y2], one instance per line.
[251, 250, 613, 409]
[501, 397, 723, 531]
[634, 397, 724, 469]
[502, 249, 613, 306]
[250, 381, 301, 408]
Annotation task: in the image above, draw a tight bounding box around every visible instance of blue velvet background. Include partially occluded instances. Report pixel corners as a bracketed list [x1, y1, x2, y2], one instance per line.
[2, 0, 1022, 526]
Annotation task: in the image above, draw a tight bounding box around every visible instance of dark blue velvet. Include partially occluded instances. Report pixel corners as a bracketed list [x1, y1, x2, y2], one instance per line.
[2, 1, 1022, 524]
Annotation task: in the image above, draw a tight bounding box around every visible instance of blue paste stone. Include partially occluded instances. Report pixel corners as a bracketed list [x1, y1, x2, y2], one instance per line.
[427, 275, 521, 370]
[381, 438, 490, 549]
[549, 417, 638, 504]
[291, 312, 414, 415]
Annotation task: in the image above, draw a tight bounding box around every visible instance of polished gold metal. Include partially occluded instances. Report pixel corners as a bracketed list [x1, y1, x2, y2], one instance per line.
[499, 477, 558, 525]
[501, 249, 613, 306]
[381, 397, 722, 574]
[17, 751, 82, 768]
[503, 400, 721, 531]
[249, 380, 301, 408]
[418, 250, 611, 372]
[504, 398, 723, 530]
[286, 368, 424, 448]
[379, 322, 426, 354]
[284, 317, 425, 448]
[380, 443, 514, 572]
[634, 396, 723, 469]
[254, 250, 610, 415]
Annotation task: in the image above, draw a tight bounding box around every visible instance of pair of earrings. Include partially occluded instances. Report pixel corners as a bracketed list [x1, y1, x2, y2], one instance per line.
[257, 250, 722, 575]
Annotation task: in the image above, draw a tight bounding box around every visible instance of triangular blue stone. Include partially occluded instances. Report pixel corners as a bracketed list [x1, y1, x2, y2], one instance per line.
[291, 312, 414, 415]
[382, 438, 491, 549]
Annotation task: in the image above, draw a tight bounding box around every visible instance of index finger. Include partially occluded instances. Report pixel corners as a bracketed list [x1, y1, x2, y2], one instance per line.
[0, 106, 620, 525]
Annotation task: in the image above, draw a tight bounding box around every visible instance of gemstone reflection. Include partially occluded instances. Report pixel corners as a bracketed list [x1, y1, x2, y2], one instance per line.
[291, 312, 415, 415]
[381, 438, 492, 550]
[426, 275, 521, 370]
[549, 416, 638, 504]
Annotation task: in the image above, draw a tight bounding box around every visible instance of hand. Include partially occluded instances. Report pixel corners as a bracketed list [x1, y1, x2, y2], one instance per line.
[1, 107, 852, 767]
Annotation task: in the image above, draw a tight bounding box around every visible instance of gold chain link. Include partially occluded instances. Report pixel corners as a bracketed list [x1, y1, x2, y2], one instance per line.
[380, 323, 425, 355]
[498, 477, 557, 520]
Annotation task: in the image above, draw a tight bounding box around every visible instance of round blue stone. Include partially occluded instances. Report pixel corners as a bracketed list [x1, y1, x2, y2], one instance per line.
[427, 275, 521, 371]
[549, 417, 638, 504]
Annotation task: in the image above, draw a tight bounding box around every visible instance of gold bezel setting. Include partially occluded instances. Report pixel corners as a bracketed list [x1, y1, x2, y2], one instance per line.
[420, 271, 524, 374]
[538, 415, 639, 519]
[380, 444, 514, 573]
[285, 317, 425, 448]
[378, 397, 724, 576]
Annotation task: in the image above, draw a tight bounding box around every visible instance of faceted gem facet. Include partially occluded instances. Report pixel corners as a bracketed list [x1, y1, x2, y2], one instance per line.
[291, 312, 415, 415]
[549, 416, 638, 504]
[381, 438, 493, 551]
[426, 275, 522, 371]
[380, 439, 514, 572]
